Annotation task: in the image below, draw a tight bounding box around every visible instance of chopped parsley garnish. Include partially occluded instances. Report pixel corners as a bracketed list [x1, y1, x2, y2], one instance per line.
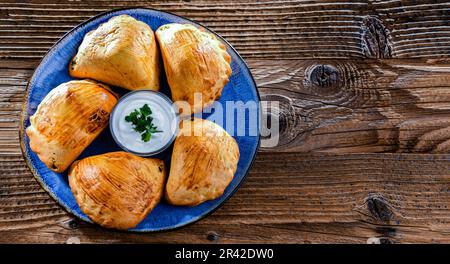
[125, 104, 161, 142]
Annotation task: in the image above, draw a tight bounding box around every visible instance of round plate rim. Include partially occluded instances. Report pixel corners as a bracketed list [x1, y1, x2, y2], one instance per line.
[19, 7, 261, 232]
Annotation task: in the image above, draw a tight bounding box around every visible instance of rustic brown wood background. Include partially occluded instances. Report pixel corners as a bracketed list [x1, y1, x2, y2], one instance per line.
[1, 0, 450, 244]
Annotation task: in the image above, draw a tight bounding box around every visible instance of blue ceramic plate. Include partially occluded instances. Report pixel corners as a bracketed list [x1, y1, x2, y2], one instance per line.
[19, 8, 260, 231]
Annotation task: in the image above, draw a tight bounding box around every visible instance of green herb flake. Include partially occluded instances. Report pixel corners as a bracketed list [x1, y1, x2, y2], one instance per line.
[125, 104, 162, 142]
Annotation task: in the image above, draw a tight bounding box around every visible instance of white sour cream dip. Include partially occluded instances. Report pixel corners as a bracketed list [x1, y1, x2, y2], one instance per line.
[110, 90, 178, 156]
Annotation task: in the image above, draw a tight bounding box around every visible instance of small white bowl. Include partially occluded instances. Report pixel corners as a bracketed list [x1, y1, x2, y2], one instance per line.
[109, 90, 179, 156]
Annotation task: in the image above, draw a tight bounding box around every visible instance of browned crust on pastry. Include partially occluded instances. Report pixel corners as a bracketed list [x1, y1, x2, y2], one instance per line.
[25, 79, 117, 172]
[165, 118, 239, 206]
[69, 151, 166, 230]
[156, 23, 232, 114]
[69, 15, 160, 90]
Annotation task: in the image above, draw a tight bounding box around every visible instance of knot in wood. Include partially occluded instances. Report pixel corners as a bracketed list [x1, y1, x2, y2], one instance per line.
[206, 231, 220, 242]
[68, 219, 79, 229]
[309, 64, 340, 89]
[362, 16, 393, 58]
[366, 194, 394, 222]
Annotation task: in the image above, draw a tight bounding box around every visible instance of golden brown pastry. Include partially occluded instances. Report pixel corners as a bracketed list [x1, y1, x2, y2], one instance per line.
[165, 118, 239, 206]
[156, 23, 232, 114]
[69, 152, 165, 230]
[26, 80, 117, 173]
[69, 15, 160, 90]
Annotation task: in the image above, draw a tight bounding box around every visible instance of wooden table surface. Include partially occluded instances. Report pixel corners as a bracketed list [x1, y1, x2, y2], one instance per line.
[1, 0, 450, 244]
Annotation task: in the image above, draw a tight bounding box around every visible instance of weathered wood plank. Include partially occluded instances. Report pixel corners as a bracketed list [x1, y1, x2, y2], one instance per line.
[2, 59, 450, 154]
[0, 153, 449, 243]
[0, 0, 449, 59]
[256, 59, 450, 153]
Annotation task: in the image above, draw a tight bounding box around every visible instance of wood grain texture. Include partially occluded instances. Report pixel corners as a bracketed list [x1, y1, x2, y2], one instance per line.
[0, 0, 449, 59]
[257, 59, 450, 153]
[1, 153, 449, 243]
[0, 0, 449, 244]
